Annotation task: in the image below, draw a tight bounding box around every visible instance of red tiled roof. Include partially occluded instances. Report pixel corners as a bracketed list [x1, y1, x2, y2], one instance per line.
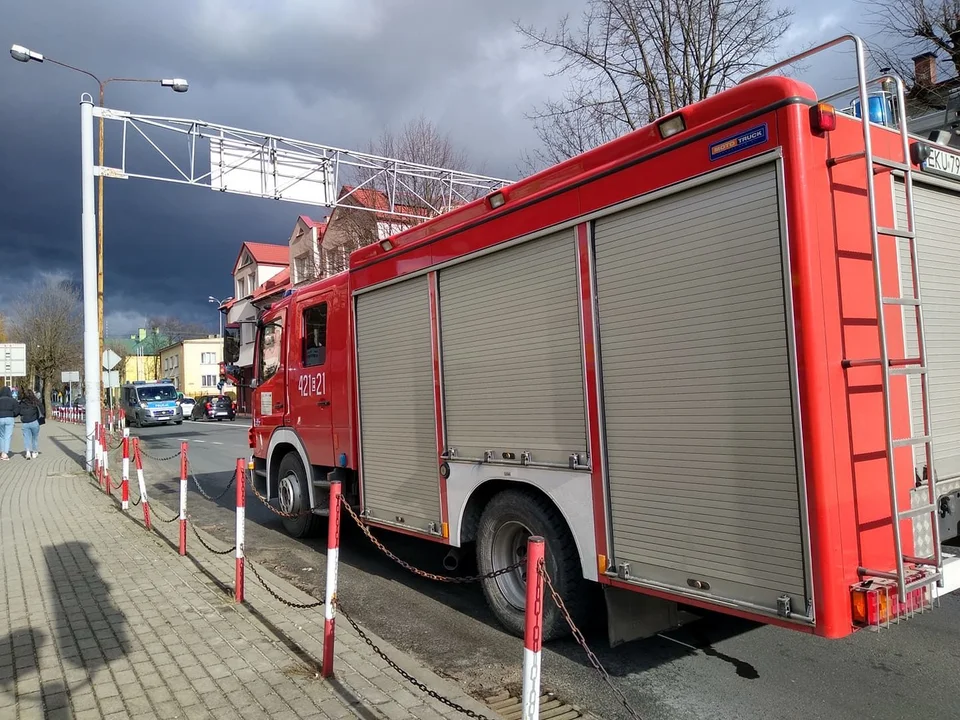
[232, 241, 289, 276]
[244, 242, 290, 265]
[252, 268, 291, 302]
[298, 214, 329, 231]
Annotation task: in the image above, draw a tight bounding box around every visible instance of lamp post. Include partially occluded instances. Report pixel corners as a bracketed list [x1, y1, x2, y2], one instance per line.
[10, 44, 187, 407]
[208, 296, 224, 338]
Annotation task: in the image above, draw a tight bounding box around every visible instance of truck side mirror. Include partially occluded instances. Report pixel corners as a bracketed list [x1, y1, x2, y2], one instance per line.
[249, 379, 258, 390]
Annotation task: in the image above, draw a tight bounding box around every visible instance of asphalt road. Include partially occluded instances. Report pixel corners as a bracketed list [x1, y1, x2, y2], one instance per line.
[130, 418, 960, 720]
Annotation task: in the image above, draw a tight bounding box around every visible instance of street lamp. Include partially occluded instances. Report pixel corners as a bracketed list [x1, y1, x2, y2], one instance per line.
[208, 296, 224, 337]
[10, 43, 187, 406]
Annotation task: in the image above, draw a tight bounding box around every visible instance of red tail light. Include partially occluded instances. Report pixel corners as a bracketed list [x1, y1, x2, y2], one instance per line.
[810, 102, 836, 133]
[206, 402, 212, 410]
[232, 402, 236, 410]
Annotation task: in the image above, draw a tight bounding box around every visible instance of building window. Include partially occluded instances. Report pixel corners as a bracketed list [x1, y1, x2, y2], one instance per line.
[302, 303, 327, 367]
[201, 352, 217, 365]
[294, 254, 311, 284]
[201, 374, 217, 387]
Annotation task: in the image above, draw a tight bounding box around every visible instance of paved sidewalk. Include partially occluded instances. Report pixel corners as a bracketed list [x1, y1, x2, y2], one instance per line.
[0, 425, 500, 720]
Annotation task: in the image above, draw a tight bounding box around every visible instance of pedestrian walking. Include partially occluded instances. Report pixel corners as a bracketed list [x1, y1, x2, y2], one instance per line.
[0, 386, 18, 461]
[18, 388, 43, 459]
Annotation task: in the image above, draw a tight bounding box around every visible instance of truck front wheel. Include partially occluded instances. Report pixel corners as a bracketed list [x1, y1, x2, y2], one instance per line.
[276, 452, 320, 538]
[476, 489, 589, 642]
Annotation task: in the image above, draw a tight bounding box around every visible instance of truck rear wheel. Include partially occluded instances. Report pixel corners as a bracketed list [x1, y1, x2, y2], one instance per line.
[476, 489, 589, 641]
[276, 452, 320, 538]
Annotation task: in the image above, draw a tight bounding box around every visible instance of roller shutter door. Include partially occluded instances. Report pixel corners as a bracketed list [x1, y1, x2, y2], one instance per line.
[897, 179, 960, 482]
[439, 231, 587, 465]
[356, 276, 440, 531]
[594, 163, 809, 614]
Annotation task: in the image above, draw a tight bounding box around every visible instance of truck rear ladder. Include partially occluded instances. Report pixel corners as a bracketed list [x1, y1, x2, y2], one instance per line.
[743, 35, 943, 605]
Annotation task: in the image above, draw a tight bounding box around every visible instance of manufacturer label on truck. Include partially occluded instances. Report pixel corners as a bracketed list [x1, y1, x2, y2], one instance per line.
[709, 123, 768, 161]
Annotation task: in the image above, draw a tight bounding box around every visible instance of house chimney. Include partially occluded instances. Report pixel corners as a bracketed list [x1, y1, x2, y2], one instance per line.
[913, 52, 938, 87]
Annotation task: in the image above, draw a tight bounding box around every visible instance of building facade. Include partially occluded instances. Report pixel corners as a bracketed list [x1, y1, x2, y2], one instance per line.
[904, 52, 960, 147]
[223, 241, 290, 412]
[121, 354, 158, 384]
[159, 337, 231, 399]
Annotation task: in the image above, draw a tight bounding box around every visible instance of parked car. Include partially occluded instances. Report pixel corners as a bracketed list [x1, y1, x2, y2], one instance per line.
[179, 396, 196, 419]
[191, 395, 236, 421]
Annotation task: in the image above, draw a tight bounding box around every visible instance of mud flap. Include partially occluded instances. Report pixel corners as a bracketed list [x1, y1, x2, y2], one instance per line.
[604, 585, 698, 648]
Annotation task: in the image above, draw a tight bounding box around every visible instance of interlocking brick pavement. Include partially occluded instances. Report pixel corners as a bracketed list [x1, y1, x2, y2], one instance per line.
[0, 425, 501, 720]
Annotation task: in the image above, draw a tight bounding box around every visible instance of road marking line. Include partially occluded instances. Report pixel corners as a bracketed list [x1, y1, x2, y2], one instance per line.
[211, 442, 223, 445]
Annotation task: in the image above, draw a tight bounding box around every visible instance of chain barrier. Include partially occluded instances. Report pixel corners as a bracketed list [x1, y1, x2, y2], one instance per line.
[246, 560, 324, 609]
[540, 565, 642, 720]
[334, 598, 492, 720]
[83, 440, 532, 720]
[188, 521, 236, 555]
[248, 478, 314, 519]
[339, 496, 522, 584]
[149, 499, 181, 524]
[187, 460, 236, 503]
[139, 448, 183, 463]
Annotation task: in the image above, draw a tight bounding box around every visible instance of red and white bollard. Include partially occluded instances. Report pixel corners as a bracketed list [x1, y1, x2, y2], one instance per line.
[179, 442, 188, 556]
[103, 426, 112, 495]
[133, 438, 151, 530]
[121, 429, 130, 511]
[93, 421, 101, 482]
[322, 479, 342, 678]
[235, 458, 245, 603]
[522, 536, 545, 720]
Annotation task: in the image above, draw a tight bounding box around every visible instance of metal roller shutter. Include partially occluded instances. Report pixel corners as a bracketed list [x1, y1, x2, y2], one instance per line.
[356, 276, 440, 531]
[896, 179, 960, 481]
[594, 163, 809, 614]
[439, 231, 587, 465]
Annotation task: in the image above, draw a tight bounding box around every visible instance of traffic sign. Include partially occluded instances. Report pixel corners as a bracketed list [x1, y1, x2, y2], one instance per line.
[61, 371, 81, 383]
[102, 349, 121, 371]
[0, 343, 26, 376]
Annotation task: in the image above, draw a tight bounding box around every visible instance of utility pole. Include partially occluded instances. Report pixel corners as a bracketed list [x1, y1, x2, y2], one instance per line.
[80, 94, 100, 470]
[10, 44, 187, 408]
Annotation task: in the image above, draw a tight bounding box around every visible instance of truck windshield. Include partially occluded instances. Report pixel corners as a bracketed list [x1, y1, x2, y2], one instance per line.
[136, 386, 178, 402]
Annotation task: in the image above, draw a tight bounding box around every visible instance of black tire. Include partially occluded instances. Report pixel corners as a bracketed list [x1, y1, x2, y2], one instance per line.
[476, 489, 590, 641]
[276, 452, 321, 538]
[175, 420, 183, 425]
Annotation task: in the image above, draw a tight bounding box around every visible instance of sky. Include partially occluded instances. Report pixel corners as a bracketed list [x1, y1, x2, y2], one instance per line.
[0, 0, 904, 337]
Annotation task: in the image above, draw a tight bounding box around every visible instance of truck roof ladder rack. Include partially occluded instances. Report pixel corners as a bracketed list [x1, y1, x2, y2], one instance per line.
[743, 35, 944, 604]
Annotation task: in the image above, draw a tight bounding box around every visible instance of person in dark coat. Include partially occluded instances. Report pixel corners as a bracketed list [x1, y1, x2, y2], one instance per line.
[0, 386, 18, 460]
[18, 388, 43, 459]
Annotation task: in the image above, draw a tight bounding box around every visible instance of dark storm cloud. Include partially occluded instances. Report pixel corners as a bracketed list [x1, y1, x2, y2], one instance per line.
[0, 0, 584, 333]
[1, 0, 859, 334]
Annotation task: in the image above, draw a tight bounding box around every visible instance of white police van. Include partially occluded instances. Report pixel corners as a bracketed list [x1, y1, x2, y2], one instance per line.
[121, 380, 184, 428]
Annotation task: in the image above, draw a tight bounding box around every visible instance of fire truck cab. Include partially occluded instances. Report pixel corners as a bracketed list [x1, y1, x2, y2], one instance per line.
[249, 35, 960, 644]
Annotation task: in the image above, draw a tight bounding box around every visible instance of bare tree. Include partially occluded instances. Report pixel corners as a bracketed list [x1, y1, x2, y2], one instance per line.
[9, 277, 83, 407]
[515, 0, 794, 170]
[146, 316, 211, 345]
[317, 115, 485, 276]
[0, 313, 7, 342]
[361, 115, 486, 211]
[858, 1, 960, 90]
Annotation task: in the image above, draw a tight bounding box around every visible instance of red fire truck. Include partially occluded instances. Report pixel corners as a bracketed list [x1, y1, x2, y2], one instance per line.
[248, 36, 960, 644]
